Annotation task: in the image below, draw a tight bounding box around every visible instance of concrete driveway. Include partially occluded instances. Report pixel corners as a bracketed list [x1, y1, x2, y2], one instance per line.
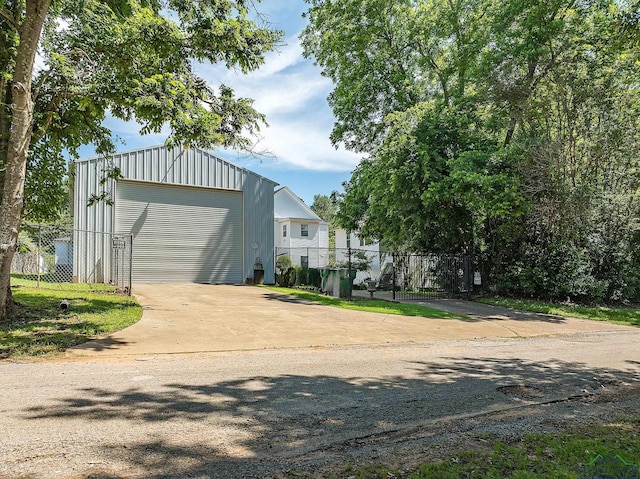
[69, 284, 633, 356]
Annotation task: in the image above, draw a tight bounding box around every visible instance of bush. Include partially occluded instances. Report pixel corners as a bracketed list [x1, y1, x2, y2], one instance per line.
[276, 266, 322, 289]
[279, 266, 297, 288]
[490, 237, 640, 304]
[276, 255, 292, 275]
[290, 267, 322, 288]
[309, 268, 321, 287]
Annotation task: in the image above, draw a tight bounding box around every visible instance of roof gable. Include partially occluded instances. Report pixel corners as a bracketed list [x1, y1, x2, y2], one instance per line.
[75, 144, 278, 187]
[274, 186, 322, 221]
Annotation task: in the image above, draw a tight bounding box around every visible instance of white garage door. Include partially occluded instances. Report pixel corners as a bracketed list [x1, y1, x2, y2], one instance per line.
[115, 181, 244, 283]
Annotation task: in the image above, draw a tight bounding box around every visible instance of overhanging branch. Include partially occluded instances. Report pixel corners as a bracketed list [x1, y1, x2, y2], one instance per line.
[0, 8, 19, 32]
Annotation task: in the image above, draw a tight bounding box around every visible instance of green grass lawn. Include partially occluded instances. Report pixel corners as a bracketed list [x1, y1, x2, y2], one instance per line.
[1, 277, 142, 359]
[478, 297, 640, 327]
[351, 417, 640, 478]
[263, 286, 466, 320]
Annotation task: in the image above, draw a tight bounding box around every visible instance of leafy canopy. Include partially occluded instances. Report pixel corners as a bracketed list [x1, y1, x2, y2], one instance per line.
[302, 0, 640, 302]
[0, 0, 282, 221]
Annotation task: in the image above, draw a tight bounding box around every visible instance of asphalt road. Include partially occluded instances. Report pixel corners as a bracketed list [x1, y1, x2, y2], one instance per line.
[2, 330, 640, 478]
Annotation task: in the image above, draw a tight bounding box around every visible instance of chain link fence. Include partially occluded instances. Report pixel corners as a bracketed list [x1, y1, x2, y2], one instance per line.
[275, 246, 472, 300]
[275, 246, 391, 298]
[11, 224, 132, 294]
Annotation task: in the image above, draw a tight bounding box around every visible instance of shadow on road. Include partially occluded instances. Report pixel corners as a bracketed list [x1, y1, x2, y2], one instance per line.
[21, 355, 640, 478]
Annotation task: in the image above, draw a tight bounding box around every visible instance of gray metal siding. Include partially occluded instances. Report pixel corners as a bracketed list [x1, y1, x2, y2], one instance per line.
[73, 145, 276, 284]
[116, 181, 243, 283]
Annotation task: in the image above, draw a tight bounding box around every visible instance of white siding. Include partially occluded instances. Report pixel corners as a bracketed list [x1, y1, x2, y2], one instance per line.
[335, 229, 348, 249]
[318, 224, 329, 249]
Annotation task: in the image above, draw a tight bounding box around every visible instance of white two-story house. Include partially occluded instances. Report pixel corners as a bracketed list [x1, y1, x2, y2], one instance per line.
[274, 187, 329, 268]
[335, 228, 391, 284]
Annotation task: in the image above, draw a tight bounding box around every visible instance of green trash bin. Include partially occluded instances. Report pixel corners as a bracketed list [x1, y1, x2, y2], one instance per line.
[339, 270, 356, 298]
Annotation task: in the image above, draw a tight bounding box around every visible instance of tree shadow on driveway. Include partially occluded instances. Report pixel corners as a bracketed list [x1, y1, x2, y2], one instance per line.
[260, 291, 322, 306]
[69, 336, 130, 353]
[419, 300, 570, 323]
[20, 356, 640, 478]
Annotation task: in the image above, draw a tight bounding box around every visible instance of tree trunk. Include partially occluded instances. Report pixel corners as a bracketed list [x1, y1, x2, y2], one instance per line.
[0, 0, 50, 322]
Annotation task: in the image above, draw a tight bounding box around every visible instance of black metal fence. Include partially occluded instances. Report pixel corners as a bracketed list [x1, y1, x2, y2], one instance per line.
[274, 247, 472, 300]
[392, 253, 472, 300]
[11, 224, 132, 295]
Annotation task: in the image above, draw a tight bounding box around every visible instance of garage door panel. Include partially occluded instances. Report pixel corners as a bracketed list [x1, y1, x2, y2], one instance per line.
[115, 181, 243, 284]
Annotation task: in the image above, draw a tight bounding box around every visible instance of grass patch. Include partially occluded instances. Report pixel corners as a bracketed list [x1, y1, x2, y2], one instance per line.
[478, 297, 640, 327]
[1, 278, 142, 359]
[352, 417, 640, 478]
[263, 286, 466, 320]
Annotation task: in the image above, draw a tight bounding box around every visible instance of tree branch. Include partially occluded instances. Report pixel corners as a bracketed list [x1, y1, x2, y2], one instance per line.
[0, 7, 19, 31]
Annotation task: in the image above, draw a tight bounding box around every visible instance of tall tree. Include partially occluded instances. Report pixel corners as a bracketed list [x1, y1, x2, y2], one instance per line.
[302, 0, 489, 152]
[303, 0, 640, 302]
[311, 193, 338, 248]
[0, 0, 281, 321]
[310, 193, 336, 223]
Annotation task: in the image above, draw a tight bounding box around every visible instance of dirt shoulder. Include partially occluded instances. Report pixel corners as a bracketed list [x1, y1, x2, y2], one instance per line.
[294, 381, 640, 478]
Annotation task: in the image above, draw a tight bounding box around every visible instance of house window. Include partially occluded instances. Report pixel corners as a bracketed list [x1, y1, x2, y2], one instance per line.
[301, 256, 309, 268]
[360, 236, 371, 247]
[301, 224, 309, 237]
[283, 225, 287, 238]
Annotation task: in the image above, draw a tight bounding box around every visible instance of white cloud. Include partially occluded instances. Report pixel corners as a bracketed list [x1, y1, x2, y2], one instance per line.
[194, 33, 360, 172]
[195, 36, 332, 117]
[248, 118, 363, 172]
[251, 71, 331, 116]
[250, 39, 305, 78]
[198, 35, 304, 84]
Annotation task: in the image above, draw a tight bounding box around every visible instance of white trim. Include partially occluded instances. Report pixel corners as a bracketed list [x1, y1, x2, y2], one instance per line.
[274, 186, 323, 221]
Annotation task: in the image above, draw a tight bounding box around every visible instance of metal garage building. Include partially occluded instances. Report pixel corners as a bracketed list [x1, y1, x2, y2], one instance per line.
[73, 145, 277, 285]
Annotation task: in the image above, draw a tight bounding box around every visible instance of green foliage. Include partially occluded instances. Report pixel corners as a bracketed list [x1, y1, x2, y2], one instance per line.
[336, 103, 524, 254]
[16, 231, 35, 255]
[263, 286, 465, 319]
[307, 267, 321, 288]
[275, 255, 292, 275]
[478, 297, 640, 327]
[302, 0, 424, 152]
[282, 266, 297, 288]
[336, 250, 374, 272]
[24, 140, 69, 222]
[275, 264, 298, 288]
[275, 265, 322, 288]
[311, 194, 338, 248]
[310, 194, 337, 223]
[1, 0, 282, 220]
[303, 0, 640, 303]
[348, 418, 640, 478]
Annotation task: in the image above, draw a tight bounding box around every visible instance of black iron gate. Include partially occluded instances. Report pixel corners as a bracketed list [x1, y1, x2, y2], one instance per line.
[392, 253, 472, 300]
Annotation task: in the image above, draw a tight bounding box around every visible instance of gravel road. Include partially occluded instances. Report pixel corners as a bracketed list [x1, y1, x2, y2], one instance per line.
[2, 330, 640, 478]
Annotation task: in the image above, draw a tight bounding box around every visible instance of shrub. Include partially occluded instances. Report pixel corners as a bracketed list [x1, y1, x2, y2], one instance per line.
[284, 266, 297, 287]
[276, 255, 292, 275]
[293, 267, 321, 288]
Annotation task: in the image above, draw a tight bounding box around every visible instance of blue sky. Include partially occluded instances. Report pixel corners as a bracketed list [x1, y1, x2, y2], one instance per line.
[77, 1, 362, 206]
